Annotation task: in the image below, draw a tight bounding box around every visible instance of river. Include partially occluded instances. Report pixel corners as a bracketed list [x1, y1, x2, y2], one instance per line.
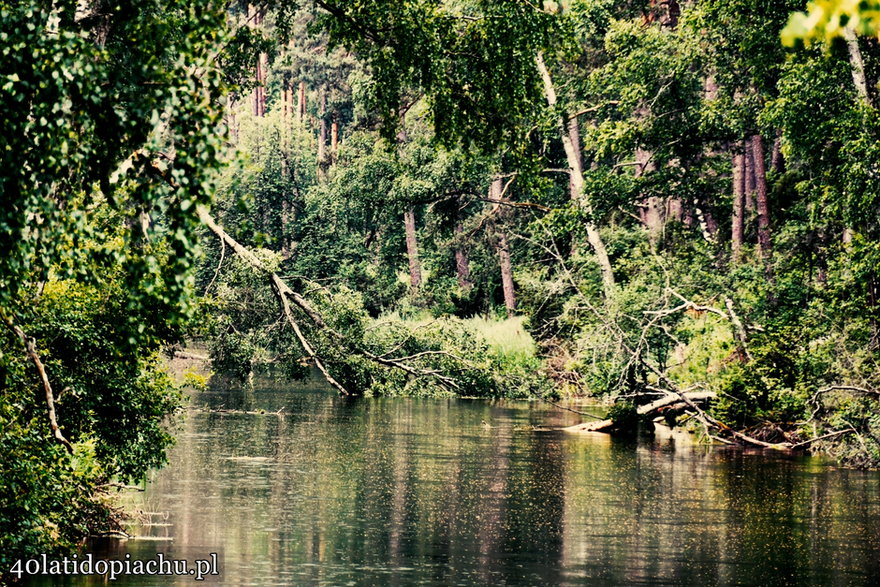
[49, 381, 880, 585]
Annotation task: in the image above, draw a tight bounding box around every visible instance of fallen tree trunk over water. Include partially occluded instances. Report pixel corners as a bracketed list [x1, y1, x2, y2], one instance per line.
[564, 391, 716, 433]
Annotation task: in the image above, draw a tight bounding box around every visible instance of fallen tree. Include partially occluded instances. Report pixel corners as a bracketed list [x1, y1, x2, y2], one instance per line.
[564, 391, 716, 433]
[197, 206, 470, 395]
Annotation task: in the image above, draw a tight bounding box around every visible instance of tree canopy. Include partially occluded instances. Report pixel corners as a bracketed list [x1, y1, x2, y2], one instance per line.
[5, 0, 880, 571]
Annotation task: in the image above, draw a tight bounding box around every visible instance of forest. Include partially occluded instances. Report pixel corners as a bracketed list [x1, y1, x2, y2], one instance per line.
[3, 0, 880, 572]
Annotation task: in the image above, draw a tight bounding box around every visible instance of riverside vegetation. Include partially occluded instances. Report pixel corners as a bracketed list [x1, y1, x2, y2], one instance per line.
[3, 0, 880, 571]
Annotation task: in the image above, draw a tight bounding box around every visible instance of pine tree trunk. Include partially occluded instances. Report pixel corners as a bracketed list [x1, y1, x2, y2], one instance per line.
[771, 130, 785, 173]
[398, 111, 422, 291]
[490, 179, 516, 316]
[453, 202, 472, 291]
[331, 115, 339, 163]
[731, 148, 745, 263]
[536, 52, 615, 297]
[752, 134, 773, 269]
[404, 208, 422, 290]
[253, 55, 262, 117]
[317, 89, 327, 167]
[298, 81, 306, 125]
[248, 5, 266, 118]
[281, 199, 291, 259]
[744, 139, 756, 214]
[258, 53, 267, 116]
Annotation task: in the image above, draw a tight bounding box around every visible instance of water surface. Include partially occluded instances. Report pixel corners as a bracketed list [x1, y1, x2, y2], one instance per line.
[51, 383, 880, 585]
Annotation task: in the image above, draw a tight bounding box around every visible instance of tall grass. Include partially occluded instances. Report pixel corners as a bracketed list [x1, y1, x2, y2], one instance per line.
[461, 315, 536, 359]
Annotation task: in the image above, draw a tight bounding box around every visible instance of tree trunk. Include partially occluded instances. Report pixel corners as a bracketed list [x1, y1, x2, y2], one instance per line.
[635, 147, 663, 244]
[844, 27, 873, 108]
[752, 134, 773, 269]
[397, 110, 421, 291]
[731, 148, 745, 263]
[564, 391, 716, 433]
[257, 53, 267, 117]
[744, 139, 756, 214]
[453, 202, 472, 291]
[298, 81, 307, 125]
[497, 230, 516, 317]
[248, 5, 266, 118]
[568, 115, 583, 203]
[280, 199, 291, 259]
[567, 114, 583, 256]
[693, 201, 719, 244]
[490, 179, 516, 316]
[771, 130, 785, 173]
[317, 89, 327, 167]
[253, 52, 263, 117]
[331, 115, 339, 163]
[536, 52, 615, 297]
[404, 208, 422, 290]
[455, 237, 472, 291]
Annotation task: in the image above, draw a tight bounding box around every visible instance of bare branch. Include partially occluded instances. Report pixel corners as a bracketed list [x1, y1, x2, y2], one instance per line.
[1, 313, 74, 454]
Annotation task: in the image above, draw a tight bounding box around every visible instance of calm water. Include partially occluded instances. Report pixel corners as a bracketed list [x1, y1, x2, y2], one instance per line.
[47, 382, 880, 586]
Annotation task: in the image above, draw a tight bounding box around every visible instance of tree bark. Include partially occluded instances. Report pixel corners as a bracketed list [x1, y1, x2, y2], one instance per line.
[454, 203, 472, 291]
[844, 27, 873, 108]
[536, 52, 615, 297]
[331, 115, 339, 162]
[752, 134, 772, 267]
[744, 139, 756, 213]
[317, 88, 327, 167]
[298, 80, 307, 125]
[257, 52, 267, 117]
[731, 148, 745, 263]
[497, 230, 516, 317]
[491, 179, 516, 316]
[397, 110, 422, 291]
[248, 5, 266, 118]
[771, 130, 785, 174]
[404, 207, 422, 290]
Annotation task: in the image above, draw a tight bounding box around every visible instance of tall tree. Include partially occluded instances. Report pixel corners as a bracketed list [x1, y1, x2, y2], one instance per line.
[731, 148, 746, 262]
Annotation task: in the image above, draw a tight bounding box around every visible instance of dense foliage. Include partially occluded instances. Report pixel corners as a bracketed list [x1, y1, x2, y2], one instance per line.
[5, 0, 880, 570]
[0, 0, 227, 569]
[203, 0, 880, 467]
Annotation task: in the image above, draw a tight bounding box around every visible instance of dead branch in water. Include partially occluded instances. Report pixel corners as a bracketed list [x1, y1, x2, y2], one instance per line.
[563, 391, 716, 432]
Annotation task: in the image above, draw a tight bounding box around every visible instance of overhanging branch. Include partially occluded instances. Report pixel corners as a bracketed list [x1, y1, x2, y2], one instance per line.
[2, 313, 74, 454]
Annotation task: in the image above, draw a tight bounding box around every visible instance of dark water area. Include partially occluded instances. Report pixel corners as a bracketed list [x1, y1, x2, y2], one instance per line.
[39, 381, 880, 586]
